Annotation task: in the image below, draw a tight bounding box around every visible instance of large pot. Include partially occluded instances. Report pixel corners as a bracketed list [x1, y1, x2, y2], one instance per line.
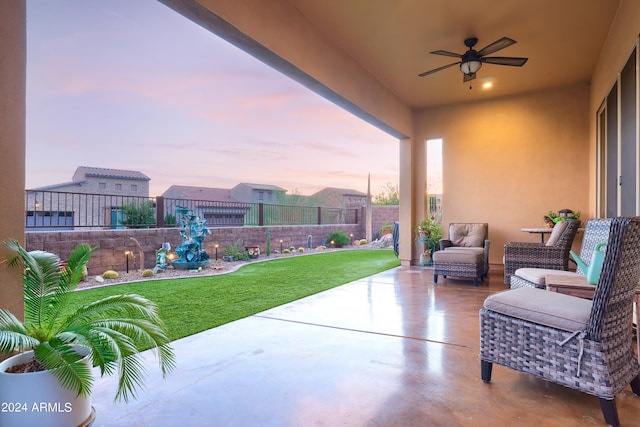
[0, 350, 94, 427]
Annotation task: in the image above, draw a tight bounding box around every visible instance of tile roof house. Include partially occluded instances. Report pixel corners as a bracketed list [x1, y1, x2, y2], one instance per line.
[230, 183, 287, 203]
[162, 185, 235, 202]
[313, 187, 368, 209]
[161, 185, 251, 227]
[32, 166, 150, 197]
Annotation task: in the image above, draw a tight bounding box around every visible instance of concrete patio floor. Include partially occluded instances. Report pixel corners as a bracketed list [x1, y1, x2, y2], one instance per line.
[89, 266, 640, 426]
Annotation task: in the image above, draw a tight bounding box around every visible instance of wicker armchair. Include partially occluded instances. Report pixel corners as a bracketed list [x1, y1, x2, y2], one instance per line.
[439, 223, 490, 278]
[510, 218, 612, 289]
[503, 219, 580, 285]
[480, 217, 640, 427]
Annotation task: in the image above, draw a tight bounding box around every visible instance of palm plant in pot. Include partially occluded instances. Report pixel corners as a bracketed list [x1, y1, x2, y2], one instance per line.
[0, 240, 175, 427]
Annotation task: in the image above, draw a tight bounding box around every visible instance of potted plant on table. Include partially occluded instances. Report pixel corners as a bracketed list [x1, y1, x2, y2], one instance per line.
[416, 217, 443, 243]
[0, 240, 175, 427]
[543, 209, 581, 227]
[415, 217, 443, 265]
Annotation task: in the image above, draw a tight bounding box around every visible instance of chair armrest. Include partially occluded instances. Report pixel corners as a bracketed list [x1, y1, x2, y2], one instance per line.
[440, 239, 452, 250]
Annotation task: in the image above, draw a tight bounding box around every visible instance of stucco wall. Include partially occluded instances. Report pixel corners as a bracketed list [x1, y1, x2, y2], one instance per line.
[414, 84, 590, 265]
[0, 0, 26, 319]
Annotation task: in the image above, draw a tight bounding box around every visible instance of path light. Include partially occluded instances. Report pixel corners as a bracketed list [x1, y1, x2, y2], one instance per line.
[214, 244, 219, 261]
[124, 251, 131, 273]
[280, 239, 283, 253]
[331, 240, 335, 248]
[350, 233, 353, 245]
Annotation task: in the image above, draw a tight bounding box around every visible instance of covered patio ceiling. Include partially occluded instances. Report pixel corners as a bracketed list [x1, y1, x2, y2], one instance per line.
[160, 0, 620, 111]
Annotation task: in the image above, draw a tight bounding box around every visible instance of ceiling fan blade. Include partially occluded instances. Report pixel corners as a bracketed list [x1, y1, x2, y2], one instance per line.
[418, 61, 460, 77]
[476, 37, 516, 56]
[430, 50, 462, 58]
[463, 72, 476, 82]
[482, 56, 528, 67]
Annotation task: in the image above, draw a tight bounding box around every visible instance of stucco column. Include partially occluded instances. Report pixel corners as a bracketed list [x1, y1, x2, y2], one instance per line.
[399, 137, 414, 266]
[0, 0, 26, 320]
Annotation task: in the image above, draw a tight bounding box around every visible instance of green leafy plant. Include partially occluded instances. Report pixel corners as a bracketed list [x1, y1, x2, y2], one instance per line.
[379, 221, 394, 235]
[223, 240, 250, 261]
[545, 209, 581, 224]
[416, 217, 443, 242]
[0, 240, 175, 402]
[327, 230, 350, 248]
[120, 201, 156, 229]
[164, 213, 177, 228]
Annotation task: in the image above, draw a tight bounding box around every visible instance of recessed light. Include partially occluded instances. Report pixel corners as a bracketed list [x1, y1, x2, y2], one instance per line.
[478, 76, 494, 89]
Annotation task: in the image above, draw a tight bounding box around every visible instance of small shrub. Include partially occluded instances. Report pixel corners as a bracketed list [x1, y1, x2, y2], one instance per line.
[316, 245, 327, 250]
[327, 230, 350, 248]
[298, 247, 305, 252]
[360, 239, 368, 245]
[224, 239, 249, 261]
[283, 249, 291, 254]
[103, 270, 119, 279]
[289, 246, 296, 252]
[142, 269, 154, 277]
[379, 221, 394, 235]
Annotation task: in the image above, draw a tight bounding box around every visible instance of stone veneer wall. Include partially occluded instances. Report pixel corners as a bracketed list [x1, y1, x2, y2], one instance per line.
[25, 223, 364, 275]
[371, 205, 400, 237]
[23, 205, 402, 275]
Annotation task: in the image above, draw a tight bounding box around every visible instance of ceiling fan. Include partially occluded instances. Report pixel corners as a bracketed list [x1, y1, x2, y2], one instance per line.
[418, 37, 528, 82]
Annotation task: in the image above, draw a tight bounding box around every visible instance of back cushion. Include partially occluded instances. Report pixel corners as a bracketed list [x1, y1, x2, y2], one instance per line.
[449, 223, 487, 247]
[545, 221, 569, 246]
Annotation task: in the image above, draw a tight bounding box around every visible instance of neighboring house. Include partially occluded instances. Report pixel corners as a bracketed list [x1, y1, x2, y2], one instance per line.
[230, 183, 287, 203]
[313, 187, 368, 209]
[162, 185, 250, 227]
[26, 166, 151, 230]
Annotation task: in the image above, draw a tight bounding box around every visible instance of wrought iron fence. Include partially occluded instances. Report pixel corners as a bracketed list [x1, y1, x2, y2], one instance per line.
[25, 190, 359, 230]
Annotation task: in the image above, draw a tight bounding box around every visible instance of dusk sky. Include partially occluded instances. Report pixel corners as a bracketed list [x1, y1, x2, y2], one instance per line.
[25, 0, 399, 197]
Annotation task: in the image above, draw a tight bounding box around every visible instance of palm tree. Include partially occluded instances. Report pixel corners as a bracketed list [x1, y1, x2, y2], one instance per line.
[0, 240, 175, 402]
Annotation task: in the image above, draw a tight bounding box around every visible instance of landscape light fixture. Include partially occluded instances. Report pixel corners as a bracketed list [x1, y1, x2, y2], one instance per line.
[124, 251, 131, 273]
[214, 244, 219, 261]
[280, 239, 283, 253]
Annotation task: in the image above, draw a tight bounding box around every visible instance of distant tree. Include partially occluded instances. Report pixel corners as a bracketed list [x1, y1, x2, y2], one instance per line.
[276, 189, 321, 207]
[373, 181, 400, 205]
[120, 201, 156, 228]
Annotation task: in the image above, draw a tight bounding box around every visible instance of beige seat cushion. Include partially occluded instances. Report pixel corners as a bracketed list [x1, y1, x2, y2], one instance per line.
[514, 268, 578, 286]
[484, 287, 591, 332]
[449, 223, 487, 247]
[545, 221, 569, 246]
[433, 249, 483, 263]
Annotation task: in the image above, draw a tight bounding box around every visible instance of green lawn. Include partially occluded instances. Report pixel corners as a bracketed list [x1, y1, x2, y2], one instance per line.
[67, 250, 400, 341]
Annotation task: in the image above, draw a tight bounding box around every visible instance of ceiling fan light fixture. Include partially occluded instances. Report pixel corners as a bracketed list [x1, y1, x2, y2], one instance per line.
[460, 60, 482, 75]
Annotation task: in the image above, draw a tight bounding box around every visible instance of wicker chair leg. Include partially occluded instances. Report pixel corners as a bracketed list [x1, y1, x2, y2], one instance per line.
[433, 274, 438, 283]
[598, 398, 619, 427]
[630, 375, 640, 395]
[481, 360, 492, 383]
[473, 277, 478, 286]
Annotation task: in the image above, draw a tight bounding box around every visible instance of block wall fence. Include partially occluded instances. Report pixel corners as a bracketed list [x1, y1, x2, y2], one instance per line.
[24, 206, 399, 275]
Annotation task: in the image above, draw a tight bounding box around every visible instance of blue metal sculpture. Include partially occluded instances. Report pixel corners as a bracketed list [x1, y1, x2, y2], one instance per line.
[172, 207, 211, 270]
